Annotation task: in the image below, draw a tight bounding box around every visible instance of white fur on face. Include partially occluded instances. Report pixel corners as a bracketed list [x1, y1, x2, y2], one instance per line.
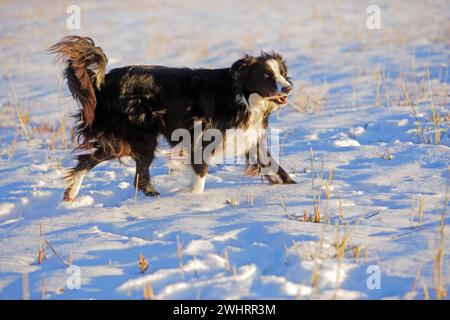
[266, 59, 291, 95]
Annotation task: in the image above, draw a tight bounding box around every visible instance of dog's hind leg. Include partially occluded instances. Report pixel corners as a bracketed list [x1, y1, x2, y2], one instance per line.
[63, 149, 113, 202]
[188, 140, 209, 194]
[132, 139, 160, 197]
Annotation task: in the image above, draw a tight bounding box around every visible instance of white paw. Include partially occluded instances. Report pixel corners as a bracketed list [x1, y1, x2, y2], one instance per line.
[190, 175, 206, 194]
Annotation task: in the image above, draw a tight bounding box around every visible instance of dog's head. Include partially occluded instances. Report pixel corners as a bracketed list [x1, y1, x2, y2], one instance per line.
[231, 51, 292, 106]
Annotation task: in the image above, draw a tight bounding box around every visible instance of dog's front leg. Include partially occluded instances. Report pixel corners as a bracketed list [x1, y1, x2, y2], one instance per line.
[260, 148, 296, 184]
[246, 144, 296, 185]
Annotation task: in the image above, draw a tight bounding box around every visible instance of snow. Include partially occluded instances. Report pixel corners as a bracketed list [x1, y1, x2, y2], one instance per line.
[0, 203, 15, 217]
[0, 0, 449, 300]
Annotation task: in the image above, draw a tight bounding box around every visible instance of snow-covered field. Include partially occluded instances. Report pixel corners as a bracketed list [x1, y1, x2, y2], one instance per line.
[0, 0, 449, 299]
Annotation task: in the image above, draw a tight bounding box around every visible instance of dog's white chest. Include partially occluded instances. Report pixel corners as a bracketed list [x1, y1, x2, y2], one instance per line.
[210, 94, 271, 164]
[208, 126, 260, 164]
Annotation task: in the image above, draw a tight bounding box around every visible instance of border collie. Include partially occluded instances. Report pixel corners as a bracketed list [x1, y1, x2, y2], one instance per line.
[49, 36, 295, 201]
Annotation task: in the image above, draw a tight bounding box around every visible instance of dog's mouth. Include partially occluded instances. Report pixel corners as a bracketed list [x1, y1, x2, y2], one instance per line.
[267, 94, 289, 105]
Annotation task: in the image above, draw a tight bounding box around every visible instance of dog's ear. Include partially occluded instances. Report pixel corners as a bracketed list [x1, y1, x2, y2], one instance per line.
[271, 51, 284, 62]
[230, 54, 256, 76]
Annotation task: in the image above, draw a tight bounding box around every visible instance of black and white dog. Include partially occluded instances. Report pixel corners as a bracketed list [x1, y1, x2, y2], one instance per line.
[49, 36, 295, 201]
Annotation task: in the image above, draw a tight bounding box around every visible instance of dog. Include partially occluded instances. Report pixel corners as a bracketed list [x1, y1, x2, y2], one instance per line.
[49, 36, 295, 201]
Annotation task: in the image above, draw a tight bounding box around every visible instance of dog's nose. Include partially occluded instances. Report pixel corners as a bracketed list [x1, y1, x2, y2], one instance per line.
[282, 85, 292, 94]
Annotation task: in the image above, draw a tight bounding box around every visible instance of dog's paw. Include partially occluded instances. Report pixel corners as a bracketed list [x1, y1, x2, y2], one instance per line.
[244, 164, 261, 176]
[63, 187, 75, 202]
[142, 188, 160, 197]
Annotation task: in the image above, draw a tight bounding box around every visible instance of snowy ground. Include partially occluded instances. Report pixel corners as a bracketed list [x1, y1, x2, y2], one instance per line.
[0, 0, 449, 299]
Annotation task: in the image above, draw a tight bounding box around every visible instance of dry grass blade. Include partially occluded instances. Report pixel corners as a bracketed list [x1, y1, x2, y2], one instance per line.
[427, 69, 441, 145]
[374, 67, 382, 107]
[310, 148, 320, 223]
[7, 75, 30, 141]
[433, 187, 448, 299]
[134, 173, 139, 204]
[338, 194, 344, 221]
[139, 254, 149, 274]
[224, 250, 231, 273]
[418, 195, 425, 225]
[41, 275, 46, 300]
[225, 197, 237, 207]
[143, 282, 154, 300]
[37, 222, 46, 264]
[280, 200, 289, 218]
[44, 240, 70, 267]
[400, 72, 427, 144]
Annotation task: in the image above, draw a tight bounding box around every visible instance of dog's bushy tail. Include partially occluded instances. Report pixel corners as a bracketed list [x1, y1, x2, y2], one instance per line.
[48, 35, 108, 126]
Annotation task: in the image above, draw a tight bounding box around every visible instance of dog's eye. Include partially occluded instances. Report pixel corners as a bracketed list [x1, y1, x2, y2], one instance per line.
[264, 73, 271, 79]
